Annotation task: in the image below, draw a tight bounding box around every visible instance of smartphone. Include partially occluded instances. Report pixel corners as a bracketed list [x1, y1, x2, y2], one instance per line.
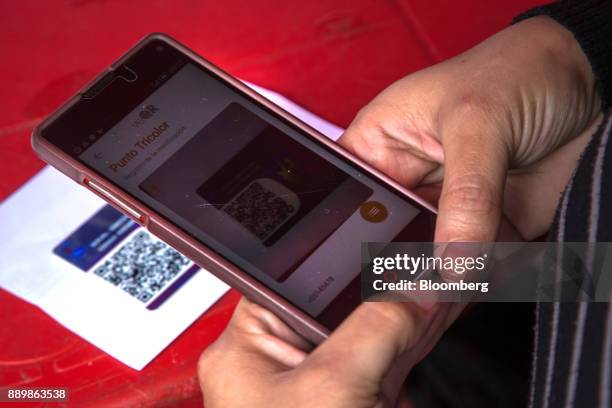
[32, 34, 436, 343]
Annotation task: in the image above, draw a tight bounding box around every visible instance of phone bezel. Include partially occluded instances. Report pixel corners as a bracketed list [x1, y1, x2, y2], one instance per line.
[32, 33, 437, 344]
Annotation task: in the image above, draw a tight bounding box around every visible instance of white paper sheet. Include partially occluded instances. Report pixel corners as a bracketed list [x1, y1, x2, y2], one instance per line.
[0, 85, 344, 370]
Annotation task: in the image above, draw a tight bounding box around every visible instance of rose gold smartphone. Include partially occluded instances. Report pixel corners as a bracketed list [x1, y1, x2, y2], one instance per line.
[32, 34, 436, 344]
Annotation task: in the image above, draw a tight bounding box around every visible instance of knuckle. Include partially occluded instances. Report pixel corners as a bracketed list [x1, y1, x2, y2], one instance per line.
[230, 299, 276, 335]
[439, 266, 466, 282]
[245, 300, 277, 323]
[353, 102, 378, 124]
[447, 91, 497, 123]
[456, 92, 496, 114]
[444, 90, 511, 141]
[442, 175, 499, 216]
[344, 107, 375, 141]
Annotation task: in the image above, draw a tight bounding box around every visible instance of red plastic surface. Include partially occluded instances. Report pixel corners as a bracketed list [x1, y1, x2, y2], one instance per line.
[0, 0, 543, 406]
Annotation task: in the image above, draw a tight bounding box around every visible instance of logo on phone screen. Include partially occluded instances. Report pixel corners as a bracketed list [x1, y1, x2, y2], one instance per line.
[132, 104, 159, 128]
[360, 201, 388, 223]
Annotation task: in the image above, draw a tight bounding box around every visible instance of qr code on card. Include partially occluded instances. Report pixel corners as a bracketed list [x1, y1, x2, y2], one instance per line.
[92, 230, 192, 303]
[223, 179, 298, 241]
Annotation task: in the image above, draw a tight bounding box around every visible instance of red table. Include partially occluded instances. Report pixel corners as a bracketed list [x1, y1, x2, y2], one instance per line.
[0, 1, 541, 405]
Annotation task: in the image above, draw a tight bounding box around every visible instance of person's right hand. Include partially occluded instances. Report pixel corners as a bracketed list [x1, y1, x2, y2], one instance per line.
[340, 16, 602, 253]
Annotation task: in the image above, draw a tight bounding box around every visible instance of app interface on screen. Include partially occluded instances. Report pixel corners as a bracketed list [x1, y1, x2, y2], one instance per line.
[79, 63, 421, 316]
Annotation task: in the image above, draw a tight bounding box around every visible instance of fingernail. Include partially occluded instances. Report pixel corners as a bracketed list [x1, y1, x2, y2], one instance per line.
[414, 299, 437, 311]
[439, 242, 491, 279]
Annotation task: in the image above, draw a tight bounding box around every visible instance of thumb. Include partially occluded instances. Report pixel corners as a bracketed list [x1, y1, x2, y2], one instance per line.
[303, 302, 436, 401]
[435, 118, 509, 277]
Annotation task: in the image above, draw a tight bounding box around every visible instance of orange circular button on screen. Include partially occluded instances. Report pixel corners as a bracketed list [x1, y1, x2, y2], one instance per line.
[360, 201, 388, 223]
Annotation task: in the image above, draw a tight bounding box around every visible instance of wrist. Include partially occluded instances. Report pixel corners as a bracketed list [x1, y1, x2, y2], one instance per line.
[521, 15, 597, 103]
[515, 1, 612, 111]
[481, 15, 601, 165]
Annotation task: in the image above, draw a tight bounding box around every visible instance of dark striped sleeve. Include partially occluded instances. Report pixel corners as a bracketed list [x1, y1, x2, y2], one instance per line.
[515, 2, 612, 407]
[532, 113, 612, 408]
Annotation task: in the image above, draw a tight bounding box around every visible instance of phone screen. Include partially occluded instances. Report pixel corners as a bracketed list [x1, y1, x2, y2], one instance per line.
[41, 38, 434, 329]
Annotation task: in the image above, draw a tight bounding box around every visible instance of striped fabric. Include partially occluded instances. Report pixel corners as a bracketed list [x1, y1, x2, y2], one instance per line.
[531, 113, 612, 408]
[512, 2, 612, 406]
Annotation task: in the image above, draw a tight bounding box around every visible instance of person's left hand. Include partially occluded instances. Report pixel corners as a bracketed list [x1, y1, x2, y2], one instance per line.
[198, 298, 456, 408]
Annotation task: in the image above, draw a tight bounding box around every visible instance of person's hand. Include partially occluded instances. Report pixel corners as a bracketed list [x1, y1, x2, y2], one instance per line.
[198, 16, 602, 408]
[340, 16, 601, 247]
[198, 298, 451, 408]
